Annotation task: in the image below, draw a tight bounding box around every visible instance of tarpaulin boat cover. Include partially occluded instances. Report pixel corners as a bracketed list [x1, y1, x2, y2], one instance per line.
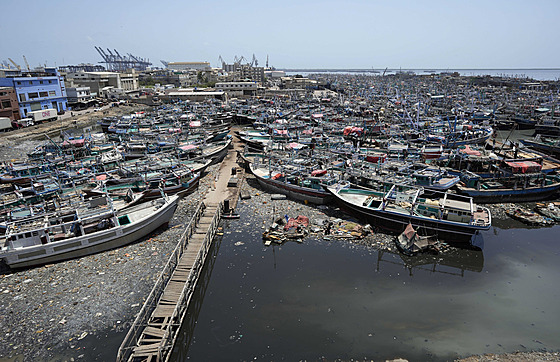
[365, 153, 386, 163]
[460, 145, 481, 156]
[284, 215, 310, 230]
[343, 126, 363, 136]
[62, 139, 86, 147]
[310, 169, 327, 176]
[179, 144, 198, 151]
[287, 142, 306, 150]
[505, 160, 542, 173]
[403, 223, 416, 241]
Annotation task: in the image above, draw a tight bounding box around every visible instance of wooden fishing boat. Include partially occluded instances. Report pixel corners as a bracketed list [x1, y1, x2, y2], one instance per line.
[327, 183, 491, 238]
[520, 136, 560, 157]
[456, 168, 560, 203]
[0, 193, 179, 269]
[249, 163, 336, 205]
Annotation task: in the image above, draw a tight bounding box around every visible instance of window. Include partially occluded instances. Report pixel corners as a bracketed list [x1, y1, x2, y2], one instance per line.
[48, 80, 52, 84]
[40, 91, 48, 97]
[29, 81, 32, 85]
[40, 81, 43, 84]
[16, 81, 21, 85]
[19, 93, 26, 102]
[49, 91, 56, 96]
[1, 100, 10, 109]
[28, 92, 39, 99]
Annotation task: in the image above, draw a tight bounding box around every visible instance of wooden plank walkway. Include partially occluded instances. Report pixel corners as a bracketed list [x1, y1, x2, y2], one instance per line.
[129, 204, 219, 361]
[118, 138, 247, 362]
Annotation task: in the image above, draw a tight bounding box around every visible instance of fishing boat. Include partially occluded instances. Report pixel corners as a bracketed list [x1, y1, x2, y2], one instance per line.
[520, 135, 560, 157]
[327, 183, 491, 238]
[249, 162, 337, 205]
[0, 193, 179, 270]
[456, 165, 560, 203]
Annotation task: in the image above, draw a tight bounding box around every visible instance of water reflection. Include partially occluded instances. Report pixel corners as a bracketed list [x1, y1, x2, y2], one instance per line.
[376, 247, 484, 277]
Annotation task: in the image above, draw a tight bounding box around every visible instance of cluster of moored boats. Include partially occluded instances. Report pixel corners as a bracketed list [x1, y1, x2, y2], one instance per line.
[2, 72, 560, 265]
[0, 103, 234, 269]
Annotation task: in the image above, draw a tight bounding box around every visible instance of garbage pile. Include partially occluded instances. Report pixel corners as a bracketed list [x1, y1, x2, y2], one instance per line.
[324, 219, 372, 239]
[534, 202, 560, 222]
[262, 214, 373, 245]
[505, 204, 555, 226]
[263, 215, 309, 245]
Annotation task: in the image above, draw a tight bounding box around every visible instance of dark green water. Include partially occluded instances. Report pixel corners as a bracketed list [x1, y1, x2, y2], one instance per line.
[168, 202, 560, 361]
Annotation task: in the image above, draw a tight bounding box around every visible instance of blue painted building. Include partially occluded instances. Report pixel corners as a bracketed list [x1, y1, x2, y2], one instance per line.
[0, 68, 68, 118]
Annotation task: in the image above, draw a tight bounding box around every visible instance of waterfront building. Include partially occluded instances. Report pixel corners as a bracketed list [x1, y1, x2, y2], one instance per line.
[280, 76, 319, 89]
[215, 82, 258, 96]
[264, 70, 287, 78]
[0, 68, 68, 117]
[167, 62, 211, 71]
[0, 87, 21, 121]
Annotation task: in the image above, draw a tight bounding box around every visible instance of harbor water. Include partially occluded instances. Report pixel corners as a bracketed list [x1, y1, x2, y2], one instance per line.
[170, 201, 560, 361]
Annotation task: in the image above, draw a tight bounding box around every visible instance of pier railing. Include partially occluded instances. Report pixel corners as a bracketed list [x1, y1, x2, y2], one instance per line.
[116, 200, 208, 362]
[162, 201, 223, 361]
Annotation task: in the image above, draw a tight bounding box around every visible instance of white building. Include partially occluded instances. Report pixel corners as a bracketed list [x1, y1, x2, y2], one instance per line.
[65, 71, 139, 97]
[66, 86, 92, 103]
[167, 62, 211, 71]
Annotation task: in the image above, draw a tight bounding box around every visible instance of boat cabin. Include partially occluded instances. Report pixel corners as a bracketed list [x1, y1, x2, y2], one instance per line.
[3, 196, 117, 250]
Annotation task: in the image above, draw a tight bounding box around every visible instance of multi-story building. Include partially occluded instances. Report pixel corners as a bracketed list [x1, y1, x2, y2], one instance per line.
[65, 70, 138, 97]
[239, 65, 265, 83]
[66, 86, 94, 109]
[0, 68, 68, 118]
[0, 87, 21, 121]
[215, 82, 258, 96]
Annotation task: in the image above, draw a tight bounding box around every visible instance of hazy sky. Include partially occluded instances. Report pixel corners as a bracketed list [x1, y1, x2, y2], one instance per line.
[2, 0, 559, 70]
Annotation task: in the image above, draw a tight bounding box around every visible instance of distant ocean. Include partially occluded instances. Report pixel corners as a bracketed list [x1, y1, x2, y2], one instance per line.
[286, 69, 560, 81]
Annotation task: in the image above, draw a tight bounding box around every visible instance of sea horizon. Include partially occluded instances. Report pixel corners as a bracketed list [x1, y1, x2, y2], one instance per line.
[284, 68, 560, 80]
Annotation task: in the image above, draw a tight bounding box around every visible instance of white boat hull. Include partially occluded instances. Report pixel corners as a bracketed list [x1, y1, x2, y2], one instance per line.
[1, 196, 179, 269]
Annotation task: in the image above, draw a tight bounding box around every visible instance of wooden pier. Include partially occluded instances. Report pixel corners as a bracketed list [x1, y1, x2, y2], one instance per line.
[117, 140, 245, 362]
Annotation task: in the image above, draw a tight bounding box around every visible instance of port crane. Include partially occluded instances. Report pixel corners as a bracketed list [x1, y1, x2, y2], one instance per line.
[22, 55, 31, 71]
[8, 58, 21, 70]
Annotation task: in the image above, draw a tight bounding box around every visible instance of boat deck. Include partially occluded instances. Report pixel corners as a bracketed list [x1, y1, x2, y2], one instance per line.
[473, 210, 490, 224]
